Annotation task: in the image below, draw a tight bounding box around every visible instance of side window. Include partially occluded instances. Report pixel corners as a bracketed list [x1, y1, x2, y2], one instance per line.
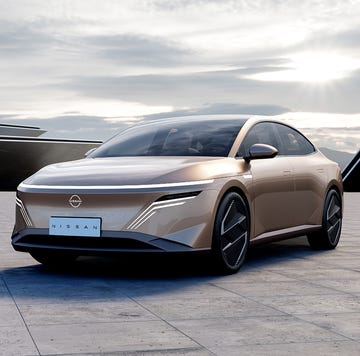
[274, 123, 315, 156]
[238, 122, 280, 157]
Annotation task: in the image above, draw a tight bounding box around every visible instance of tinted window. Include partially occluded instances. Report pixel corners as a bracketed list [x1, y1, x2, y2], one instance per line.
[91, 118, 247, 158]
[274, 123, 315, 155]
[238, 122, 280, 157]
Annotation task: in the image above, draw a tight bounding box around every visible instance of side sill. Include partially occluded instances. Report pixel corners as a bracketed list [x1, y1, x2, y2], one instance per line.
[250, 225, 322, 246]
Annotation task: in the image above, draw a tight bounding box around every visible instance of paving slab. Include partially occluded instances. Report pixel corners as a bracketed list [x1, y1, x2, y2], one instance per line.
[119, 280, 236, 300]
[170, 315, 348, 348]
[0, 304, 25, 327]
[29, 321, 199, 355]
[314, 278, 360, 295]
[137, 295, 284, 320]
[19, 300, 158, 326]
[276, 267, 360, 281]
[0, 326, 39, 356]
[211, 280, 341, 297]
[297, 312, 360, 341]
[249, 293, 360, 315]
[3, 280, 129, 305]
[210, 341, 360, 356]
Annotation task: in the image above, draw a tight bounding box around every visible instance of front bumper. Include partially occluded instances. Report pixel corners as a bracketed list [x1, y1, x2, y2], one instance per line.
[12, 228, 211, 255]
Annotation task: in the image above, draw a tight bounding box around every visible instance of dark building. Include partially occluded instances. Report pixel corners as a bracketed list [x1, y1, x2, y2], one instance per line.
[0, 124, 101, 190]
[342, 150, 360, 192]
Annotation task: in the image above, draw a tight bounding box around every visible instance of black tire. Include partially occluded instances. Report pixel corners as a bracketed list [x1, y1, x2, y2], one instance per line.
[30, 251, 78, 267]
[212, 192, 250, 274]
[307, 189, 342, 250]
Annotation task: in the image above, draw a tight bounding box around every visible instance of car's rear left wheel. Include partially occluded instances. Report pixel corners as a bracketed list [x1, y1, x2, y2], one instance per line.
[30, 251, 78, 266]
[212, 192, 250, 274]
[307, 189, 342, 250]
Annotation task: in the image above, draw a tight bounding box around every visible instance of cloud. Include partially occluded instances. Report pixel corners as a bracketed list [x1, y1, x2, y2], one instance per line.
[299, 29, 360, 53]
[0, 102, 288, 141]
[61, 66, 360, 113]
[85, 34, 192, 67]
[301, 127, 360, 154]
[0, 114, 20, 119]
[0, 21, 59, 56]
[2, 105, 359, 155]
[1, 0, 360, 135]
[0, 115, 124, 140]
[143, 103, 289, 120]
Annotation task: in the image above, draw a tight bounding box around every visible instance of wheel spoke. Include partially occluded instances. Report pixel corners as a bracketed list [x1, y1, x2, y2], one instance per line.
[219, 198, 249, 268]
[327, 217, 341, 243]
[221, 200, 247, 239]
[326, 195, 341, 244]
[222, 231, 247, 252]
[222, 214, 246, 235]
[223, 232, 248, 267]
[327, 196, 340, 221]
[235, 238, 247, 266]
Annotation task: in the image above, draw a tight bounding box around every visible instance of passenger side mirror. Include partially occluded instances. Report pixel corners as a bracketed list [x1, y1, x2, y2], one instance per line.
[244, 143, 278, 161]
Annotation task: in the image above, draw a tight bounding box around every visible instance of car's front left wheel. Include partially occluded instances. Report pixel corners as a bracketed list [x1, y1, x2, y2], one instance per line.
[212, 191, 250, 274]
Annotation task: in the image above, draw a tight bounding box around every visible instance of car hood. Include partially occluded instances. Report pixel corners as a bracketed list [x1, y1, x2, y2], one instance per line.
[22, 156, 245, 187]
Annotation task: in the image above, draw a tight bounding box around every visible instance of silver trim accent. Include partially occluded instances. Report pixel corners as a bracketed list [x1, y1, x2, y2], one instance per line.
[19, 179, 214, 191]
[127, 196, 196, 230]
[343, 156, 360, 181]
[251, 224, 322, 244]
[16, 197, 33, 227]
[220, 200, 246, 235]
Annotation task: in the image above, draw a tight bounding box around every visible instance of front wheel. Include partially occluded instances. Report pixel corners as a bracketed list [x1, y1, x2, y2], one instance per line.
[212, 192, 250, 274]
[307, 189, 342, 250]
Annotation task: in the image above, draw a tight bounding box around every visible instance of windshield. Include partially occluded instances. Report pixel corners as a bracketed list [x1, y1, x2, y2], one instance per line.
[90, 118, 247, 158]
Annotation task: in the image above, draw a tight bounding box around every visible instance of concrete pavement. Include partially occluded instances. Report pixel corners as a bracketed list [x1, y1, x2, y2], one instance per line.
[0, 192, 359, 355]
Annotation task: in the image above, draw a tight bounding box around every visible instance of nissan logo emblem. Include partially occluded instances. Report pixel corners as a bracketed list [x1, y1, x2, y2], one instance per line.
[69, 195, 82, 208]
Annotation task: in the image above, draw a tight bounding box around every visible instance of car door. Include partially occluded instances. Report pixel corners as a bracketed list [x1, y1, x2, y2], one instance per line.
[273, 123, 325, 227]
[239, 122, 296, 238]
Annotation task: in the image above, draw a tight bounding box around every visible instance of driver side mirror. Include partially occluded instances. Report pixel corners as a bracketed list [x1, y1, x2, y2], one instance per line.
[244, 143, 278, 162]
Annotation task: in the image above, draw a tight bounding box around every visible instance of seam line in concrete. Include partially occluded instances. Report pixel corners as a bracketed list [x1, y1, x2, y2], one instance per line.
[127, 293, 217, 356]
[1, 274, 41, 356]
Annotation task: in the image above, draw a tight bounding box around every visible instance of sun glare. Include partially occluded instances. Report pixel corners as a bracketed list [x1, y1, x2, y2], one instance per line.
[249, 52, 359, 83]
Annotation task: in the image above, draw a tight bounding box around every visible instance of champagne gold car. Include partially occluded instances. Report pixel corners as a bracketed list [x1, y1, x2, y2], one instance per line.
[12, 115, 343, 274]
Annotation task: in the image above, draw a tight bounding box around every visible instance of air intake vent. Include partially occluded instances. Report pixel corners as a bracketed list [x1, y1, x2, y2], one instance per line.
[157, 191, 201, 202]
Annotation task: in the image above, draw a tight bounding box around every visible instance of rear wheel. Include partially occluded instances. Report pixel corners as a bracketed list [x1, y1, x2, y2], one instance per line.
[212, 192, 250, 274]
[307, 189, 342, 250]
[30, 251, 78, 266]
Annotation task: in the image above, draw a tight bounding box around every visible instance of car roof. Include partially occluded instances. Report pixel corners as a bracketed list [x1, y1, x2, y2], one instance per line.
[136, 114, 282, 126]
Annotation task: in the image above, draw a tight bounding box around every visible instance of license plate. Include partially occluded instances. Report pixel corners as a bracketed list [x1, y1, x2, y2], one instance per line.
[49, 217, 101, 237]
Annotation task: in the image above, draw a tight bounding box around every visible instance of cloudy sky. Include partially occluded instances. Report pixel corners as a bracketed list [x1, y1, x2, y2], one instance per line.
[1, 0, 360, 153]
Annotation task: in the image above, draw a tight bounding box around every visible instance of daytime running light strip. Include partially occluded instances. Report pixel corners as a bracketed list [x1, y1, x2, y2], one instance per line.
[127, 196, 196, 230]
[16, 197, 33, 227]
[19, 180, 214, 191]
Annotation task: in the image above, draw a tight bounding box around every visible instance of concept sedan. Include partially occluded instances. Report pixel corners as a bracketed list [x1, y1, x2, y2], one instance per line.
[12, 115, 343, 273]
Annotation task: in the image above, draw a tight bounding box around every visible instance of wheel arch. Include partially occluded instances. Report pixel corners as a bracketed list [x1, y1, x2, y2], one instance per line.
[307, 182, 343, 250]
[210, 184, 251, 273]
[324, 182, 344, 217]
[211, 181, 253, 241]
[220, 186, 250, 213]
